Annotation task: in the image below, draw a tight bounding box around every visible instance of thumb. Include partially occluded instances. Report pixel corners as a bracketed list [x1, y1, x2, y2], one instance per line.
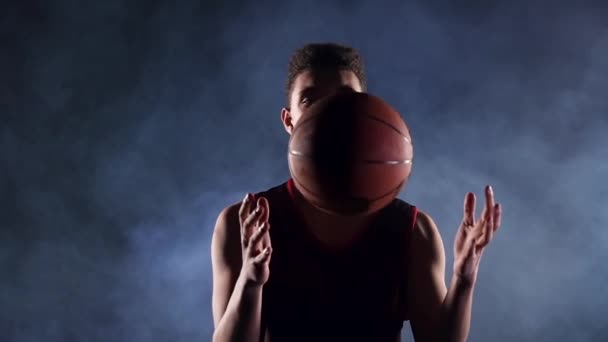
[253, 246, 272, 264]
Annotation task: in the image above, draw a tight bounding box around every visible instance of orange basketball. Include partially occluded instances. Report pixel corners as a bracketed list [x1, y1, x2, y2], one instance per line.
[288, 92, 413, 215]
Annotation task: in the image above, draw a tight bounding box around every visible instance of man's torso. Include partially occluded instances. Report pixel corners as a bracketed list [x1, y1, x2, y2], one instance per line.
[255, 180, 417, 342]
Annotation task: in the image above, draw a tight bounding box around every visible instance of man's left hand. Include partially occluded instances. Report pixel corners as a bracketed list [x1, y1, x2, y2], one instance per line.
[453, 185, 502, 284]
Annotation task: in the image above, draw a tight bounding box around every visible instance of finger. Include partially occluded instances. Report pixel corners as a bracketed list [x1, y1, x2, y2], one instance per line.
[253, 246, 272, 264]
[243, 204, 263, 231]
[241, 204, 264, 247]
[478, 209, 494, 248]
[238, 193, 254, 243]
[257, 196, 270, 224]
[238, 193, 255, 227]
[248, 222, 269, 257]
[493, 203, 502, 232]
[463, 192, 476, 226]
[261, 223, 272, 249]
[482, 185, 495, 220]
[253, 197, 272, 249]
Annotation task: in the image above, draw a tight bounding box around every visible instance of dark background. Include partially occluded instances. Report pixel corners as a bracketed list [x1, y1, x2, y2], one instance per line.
[1, 0, 607, 341]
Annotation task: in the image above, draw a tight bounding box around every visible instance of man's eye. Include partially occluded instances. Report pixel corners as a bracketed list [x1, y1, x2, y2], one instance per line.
[300, 97, 310, 104]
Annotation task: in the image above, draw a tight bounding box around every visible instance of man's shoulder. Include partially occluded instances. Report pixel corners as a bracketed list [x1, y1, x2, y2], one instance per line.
[213, 202, 241, 246]
[411, 209, 443, 247]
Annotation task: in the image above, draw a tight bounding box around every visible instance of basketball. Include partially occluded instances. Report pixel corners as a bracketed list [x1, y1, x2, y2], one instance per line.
[288, 91, 413, 215]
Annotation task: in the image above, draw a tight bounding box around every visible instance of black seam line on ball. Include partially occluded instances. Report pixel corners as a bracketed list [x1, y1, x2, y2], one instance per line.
[363, 114, 411, 143]
[289, 112, 411, 144]
[288, 151, 412, 165]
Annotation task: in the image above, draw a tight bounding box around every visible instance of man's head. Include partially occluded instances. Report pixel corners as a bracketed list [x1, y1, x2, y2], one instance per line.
[281, 43, 367, 134]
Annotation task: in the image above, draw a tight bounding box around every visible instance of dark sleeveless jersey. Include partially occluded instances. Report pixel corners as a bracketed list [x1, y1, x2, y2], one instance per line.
[255, 179, 418, 342]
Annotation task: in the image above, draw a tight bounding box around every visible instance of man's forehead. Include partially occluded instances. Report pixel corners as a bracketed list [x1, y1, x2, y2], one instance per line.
[294, 69, 360, 89]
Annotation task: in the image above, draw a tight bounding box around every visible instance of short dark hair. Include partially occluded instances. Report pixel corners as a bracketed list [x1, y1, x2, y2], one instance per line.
[286, 43, 367, 105]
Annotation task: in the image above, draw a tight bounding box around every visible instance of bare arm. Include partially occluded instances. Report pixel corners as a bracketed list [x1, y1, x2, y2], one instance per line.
[408, 209, 483, 342]
[439, 187, 502, 342]
[211, 201, 267, 342]
[407, 210, 448, 342]
[439, 274, 475, 342]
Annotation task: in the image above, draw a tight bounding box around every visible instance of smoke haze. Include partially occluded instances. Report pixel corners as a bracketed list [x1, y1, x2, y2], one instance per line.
[1, 0, 607, 341]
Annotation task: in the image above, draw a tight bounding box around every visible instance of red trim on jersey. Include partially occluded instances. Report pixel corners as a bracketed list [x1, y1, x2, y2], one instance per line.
[411, 206, 418, 232]
[286, 178, 296, 199]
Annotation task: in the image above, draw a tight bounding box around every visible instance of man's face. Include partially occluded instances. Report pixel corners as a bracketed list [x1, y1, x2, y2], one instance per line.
[281, 69, 364, 134]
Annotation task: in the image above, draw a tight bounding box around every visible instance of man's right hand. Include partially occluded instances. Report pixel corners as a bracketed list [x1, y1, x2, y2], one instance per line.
[238, 193, 272, 287]
[211, 194, 272, 341]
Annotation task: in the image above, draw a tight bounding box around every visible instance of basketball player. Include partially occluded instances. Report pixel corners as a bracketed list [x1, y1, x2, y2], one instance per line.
[211, 43, 502, 342]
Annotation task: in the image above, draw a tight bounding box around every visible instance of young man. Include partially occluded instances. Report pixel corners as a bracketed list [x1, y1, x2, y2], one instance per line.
[211, 43, 502, 342]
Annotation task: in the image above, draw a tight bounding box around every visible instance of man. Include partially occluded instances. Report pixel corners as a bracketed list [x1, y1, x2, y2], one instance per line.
[211, 43, 502, 342]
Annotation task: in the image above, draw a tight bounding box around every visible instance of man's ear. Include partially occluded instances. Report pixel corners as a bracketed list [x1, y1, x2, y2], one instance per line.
[281, 107, 294, 134]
